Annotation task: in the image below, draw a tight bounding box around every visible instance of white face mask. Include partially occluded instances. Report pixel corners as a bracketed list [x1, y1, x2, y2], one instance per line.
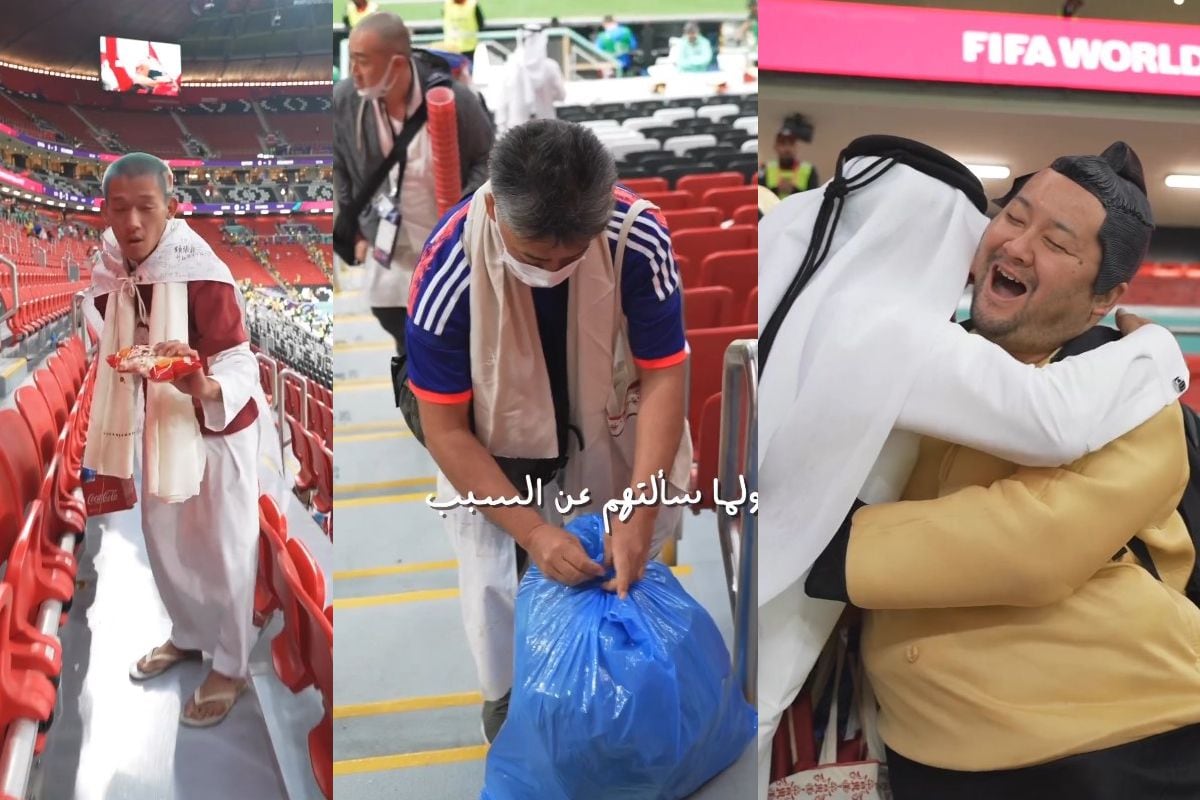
[502, 248, 585, 288]
[356, 56, 400, 101]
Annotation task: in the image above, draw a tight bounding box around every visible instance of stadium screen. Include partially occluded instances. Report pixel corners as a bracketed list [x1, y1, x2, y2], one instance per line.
[100, 36, 182, 97]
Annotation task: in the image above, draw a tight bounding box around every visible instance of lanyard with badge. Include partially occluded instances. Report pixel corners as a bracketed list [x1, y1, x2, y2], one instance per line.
[338, 91, 432, 267]
[371, 97, 431, 270]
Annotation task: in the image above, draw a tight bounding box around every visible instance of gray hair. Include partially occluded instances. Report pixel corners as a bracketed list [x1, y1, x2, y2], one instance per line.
[489, 119, 617, 243]
[352, 11, 412, 54]
[101, 152, 173, 201]
[684, 21, 700, 34]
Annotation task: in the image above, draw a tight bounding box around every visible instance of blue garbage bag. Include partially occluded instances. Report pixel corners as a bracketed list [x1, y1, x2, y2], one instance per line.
[481, 513, 756, 800]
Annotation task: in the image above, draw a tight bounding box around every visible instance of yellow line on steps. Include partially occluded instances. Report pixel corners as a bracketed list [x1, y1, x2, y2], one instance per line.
[334, 690, 482, 719]
[336, 313, 376, 324]
[333, 744, 489, 775]
[334, 559, 458, 581]
[333, 420, 408, 433]
[335, 476, 436, 494]
[334, 566, 695, 608]
[333, 340, 393, 353]
[334, 430, 412, 444]
[1, 358, 26, 379]
[336, 491, 429, 509]
[334, 587, 458, 609]
[333, 377, 392, 391]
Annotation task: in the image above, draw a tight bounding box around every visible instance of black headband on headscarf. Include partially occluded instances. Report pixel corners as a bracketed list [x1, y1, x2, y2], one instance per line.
[760, 134, 986, 373]
[992, 141, 1153, 294]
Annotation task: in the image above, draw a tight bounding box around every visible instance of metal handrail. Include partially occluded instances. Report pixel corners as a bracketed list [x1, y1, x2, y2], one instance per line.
[0, 255, 18, 326]
[716, 338, 757, 705]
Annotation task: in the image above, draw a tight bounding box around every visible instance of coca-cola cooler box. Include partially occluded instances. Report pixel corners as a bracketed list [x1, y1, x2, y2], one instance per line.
[82, 470, 138, 515]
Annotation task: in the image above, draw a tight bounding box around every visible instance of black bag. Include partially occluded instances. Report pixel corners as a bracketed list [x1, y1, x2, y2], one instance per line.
[391, 354, 567, 489]
[1050, 324, 1200, 606]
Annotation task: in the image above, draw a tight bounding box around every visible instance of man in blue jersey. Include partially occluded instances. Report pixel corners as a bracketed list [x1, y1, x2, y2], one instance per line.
[405, 119, 693, 741]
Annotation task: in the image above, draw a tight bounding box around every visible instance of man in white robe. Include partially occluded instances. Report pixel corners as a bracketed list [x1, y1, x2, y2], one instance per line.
[83, 152, 266, 727]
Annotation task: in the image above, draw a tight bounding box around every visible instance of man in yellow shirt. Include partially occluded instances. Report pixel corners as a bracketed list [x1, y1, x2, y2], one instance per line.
[807, 142, 1200, 798]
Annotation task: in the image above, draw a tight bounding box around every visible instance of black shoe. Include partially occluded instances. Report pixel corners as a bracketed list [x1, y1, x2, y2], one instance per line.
[481, 690, 511, 744]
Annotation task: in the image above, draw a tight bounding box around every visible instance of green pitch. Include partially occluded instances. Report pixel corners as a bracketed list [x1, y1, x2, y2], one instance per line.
[334, 0, 745, 25]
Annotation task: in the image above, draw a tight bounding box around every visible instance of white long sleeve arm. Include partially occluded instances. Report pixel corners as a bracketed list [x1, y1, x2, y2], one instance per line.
[199, 341, 260, 432]
[896, 322, 1187, 467]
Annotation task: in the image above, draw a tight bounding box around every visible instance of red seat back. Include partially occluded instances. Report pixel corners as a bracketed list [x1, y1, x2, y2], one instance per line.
[641, 190, 695, 211]
[0, 409, 43, 510]
[743, 286, 758, 326]
[33, 370, 68, 431]
[700, 249, 758, 299]
[701, 186, 759, 221]
[693, 393, 723, 510]
[286, 415, 315, 490]
[46, 354, 78, 408]
[299, 591, 333, 799]
[305, 431, 333, 514]
[13, 387, 55, 474]
[683, 287, 735, 331]
[286, 538, 326, 610]
[677, 172, 745, 206]
[663, 207, 722, 233]
[620, 177, 668, 194]
[671, 226, 757, 270]
[732, 204, 758, 226]
[686, 325, 757, 448]
[263, 516, 314, 692]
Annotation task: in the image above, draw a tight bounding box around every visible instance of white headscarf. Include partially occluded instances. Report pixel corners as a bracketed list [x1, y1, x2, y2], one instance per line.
[757, 154, 989, 605]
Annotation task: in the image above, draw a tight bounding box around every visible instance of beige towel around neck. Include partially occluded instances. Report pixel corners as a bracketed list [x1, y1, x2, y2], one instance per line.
[465, 184, 691, 508]
[82, 222, 217, 503]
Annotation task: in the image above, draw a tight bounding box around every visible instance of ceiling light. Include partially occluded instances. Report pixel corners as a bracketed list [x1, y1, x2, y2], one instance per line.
[964, 164, 1011, 180]
[1165, 174, 1200, 189]
[1175, 0, 1185, 6]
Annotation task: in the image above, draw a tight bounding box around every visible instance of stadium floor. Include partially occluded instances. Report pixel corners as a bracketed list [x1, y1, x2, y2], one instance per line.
[330, 274, 754, 799]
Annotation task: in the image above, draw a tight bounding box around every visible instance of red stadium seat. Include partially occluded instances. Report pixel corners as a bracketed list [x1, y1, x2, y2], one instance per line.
[700, 249, 758, 300]
[33, 370, 69, 432]
[663, 207, 722, 233]
[685, 325, 757, 448]
[255, 495, 287, 625]
[261, 505, 314, 693]
[683, 287, 735, 330]
[732, 204, 758, 226]
[691, 393, 723, 511]
[620, 177, 668, 194]
[299, 591, 333, 800]
[14, 387, 56, 475]
[743, 287, 758, 326]
[305, 430, 333, 518]
[701, 186, 760, 222]
[672, 226, 757, 271]
[677, 172, 745, 206]
[642, 191, 695, 211]
[285, 538, 326, 611]
[286, 415, 317, 493]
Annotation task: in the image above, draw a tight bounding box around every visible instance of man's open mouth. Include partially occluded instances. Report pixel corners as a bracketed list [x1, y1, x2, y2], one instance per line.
[989, 263, 1029, 300]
